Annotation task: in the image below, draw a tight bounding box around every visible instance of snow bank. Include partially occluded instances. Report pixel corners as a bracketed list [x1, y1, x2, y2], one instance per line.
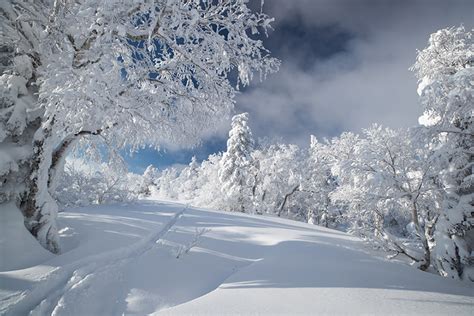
[1, 200, 473, 315]
[0, 203, 53, 272]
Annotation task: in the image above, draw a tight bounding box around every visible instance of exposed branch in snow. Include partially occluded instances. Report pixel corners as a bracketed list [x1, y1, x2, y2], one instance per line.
[277, 184, 300, 217]
[174, 227, 211, 259]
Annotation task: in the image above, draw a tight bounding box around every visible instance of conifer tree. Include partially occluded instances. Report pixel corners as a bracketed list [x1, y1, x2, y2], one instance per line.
[219, 113, 255, 212]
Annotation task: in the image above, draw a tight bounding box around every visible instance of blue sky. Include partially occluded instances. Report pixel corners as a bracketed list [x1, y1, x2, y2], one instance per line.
[126, 0, 474, 174]
[124, 137, 227, 173]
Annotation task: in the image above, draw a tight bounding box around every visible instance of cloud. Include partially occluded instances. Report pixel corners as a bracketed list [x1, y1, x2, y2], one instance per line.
[236, 0, 474, 145]
[132, 0, 473, 170]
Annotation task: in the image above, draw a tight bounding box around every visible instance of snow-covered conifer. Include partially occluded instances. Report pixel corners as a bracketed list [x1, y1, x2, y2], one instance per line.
[219, 113, 255, 212]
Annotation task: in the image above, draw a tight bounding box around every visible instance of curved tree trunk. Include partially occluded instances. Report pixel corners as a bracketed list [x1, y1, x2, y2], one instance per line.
[17, 120, 110, 253]
[277, 185, 300, 217]
[19, 122, 60, 253]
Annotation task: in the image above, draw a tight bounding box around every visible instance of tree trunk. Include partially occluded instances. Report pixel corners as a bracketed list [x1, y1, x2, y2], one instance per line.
[19, 123, 60, 253]
[373, 209, 384, 239]
[18, 123, 85, 254]
[277, 185, 300, 217]
[411, 200, 430, 271]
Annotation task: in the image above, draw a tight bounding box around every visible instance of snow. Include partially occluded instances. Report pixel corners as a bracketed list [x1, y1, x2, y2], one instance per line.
[0, 203, 53, 271]
[0, 143, 29, 177]
[1, 200, 473, 315]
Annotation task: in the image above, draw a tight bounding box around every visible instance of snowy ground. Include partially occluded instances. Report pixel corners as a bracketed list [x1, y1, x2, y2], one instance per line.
[1, 200, 473, 315]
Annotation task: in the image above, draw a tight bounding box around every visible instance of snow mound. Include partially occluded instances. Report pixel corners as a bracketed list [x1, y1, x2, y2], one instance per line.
[0, 200, 473, 315]
[0, 203, 53, 271]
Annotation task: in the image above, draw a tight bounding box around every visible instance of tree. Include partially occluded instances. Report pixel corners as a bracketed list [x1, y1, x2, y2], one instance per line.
[193, 153, 224, 209]
[304, 135, 337, 226]
[326, 131, 361, 226]
[179, 156, 200, 200]
[0, 0, 278, 252]
[412, 26, 474, 280]
[138, 165, 159, 197]
[252, 142, 302, 217]
[218, 113, 255, 212]
[156, 167, 180, 200]
[332, 125, 440, 269]
[55, 157, 142, 207]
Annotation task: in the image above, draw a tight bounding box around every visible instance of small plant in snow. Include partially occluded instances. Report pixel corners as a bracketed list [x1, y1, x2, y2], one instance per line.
[174, 228, 211, 259]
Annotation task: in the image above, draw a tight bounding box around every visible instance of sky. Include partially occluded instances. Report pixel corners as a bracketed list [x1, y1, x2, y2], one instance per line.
[126, 0, 474, 173]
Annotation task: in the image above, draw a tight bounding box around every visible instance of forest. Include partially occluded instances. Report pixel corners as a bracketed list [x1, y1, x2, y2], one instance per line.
[51, 25, 473, 281]
[0, 1, 473, 315]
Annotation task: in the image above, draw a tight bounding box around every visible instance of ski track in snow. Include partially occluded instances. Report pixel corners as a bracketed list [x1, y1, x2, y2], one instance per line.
[3, 207, 186, 316]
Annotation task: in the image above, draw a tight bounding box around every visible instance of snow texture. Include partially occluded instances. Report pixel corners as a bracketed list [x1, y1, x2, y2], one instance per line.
[1, 200, 473, 315]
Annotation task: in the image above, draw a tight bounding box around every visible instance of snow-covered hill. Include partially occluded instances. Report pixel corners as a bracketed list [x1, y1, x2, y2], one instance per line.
[1, 200, 473, 315]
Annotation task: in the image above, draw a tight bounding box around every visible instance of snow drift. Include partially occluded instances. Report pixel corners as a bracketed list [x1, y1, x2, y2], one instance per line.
[0, 200, 473, 315]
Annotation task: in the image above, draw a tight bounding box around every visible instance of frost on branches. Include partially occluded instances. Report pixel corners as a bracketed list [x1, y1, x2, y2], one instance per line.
[139, 165, 160, 197]
[0, 0, 278, 253]
[55, 157, 144, 207]
[305, 135, 337, 226]
[412, 26, 474, 281]
[252, 142, 303, 219]
[331, 126, 440, 270]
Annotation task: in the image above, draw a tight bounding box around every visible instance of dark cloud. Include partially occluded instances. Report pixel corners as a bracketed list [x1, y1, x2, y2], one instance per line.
[264, 22, 353, 68]
[236, 0, 474, 145]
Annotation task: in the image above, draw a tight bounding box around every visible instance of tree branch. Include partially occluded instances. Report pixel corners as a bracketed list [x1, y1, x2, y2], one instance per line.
[49, 124, 117, 188]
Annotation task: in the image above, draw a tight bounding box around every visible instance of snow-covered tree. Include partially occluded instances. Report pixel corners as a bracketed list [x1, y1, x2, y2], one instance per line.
[218, 113, 255, 212]
[56, 158, 142, 207]
[304, 135, 337, 227]
[326, 131, 361, 225]
[138, 165, 159, 197]
[0, 0, 278, 252]
[194, 153, 224, 208]
[179, 156, 200, 200]
[412, 26, 474, 280]
[55, 159, 99, 207]
[155, 167, 180, 200]
[332, 125, 441, 269]
[251, 143, 303, 218]
[152, 152, 224, 208]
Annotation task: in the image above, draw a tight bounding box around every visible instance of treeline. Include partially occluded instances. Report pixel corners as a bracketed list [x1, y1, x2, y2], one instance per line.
[151, 26, 473, 281]
[49, 26, 473, 281]
[151, 117, 438, 269]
